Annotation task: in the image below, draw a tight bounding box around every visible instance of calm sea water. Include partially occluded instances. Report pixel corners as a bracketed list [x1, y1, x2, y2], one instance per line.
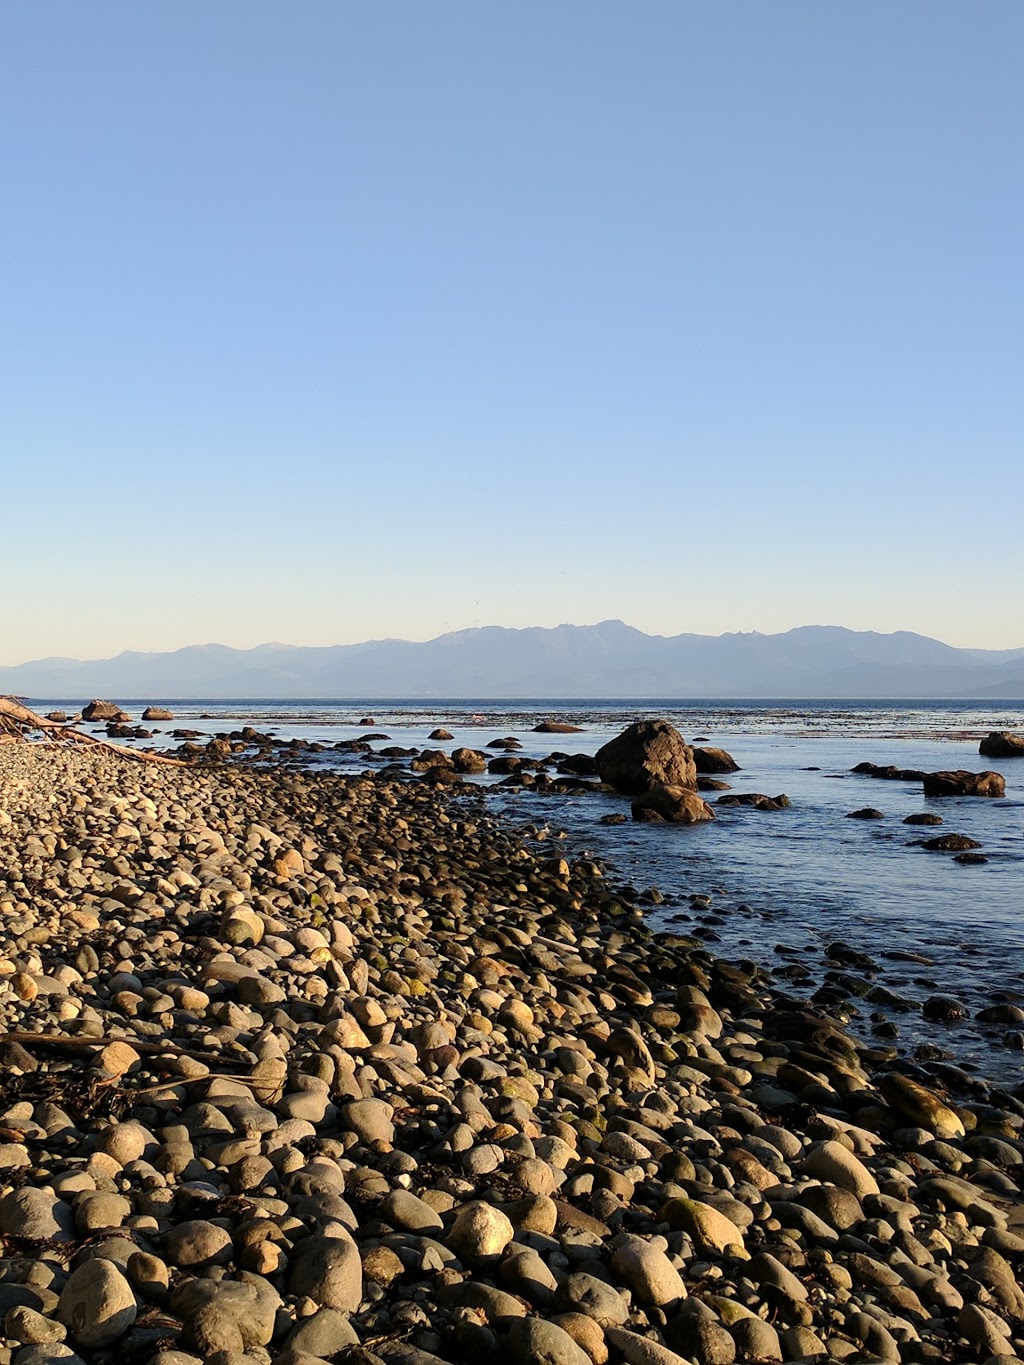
[51, 697, 1024, 1087]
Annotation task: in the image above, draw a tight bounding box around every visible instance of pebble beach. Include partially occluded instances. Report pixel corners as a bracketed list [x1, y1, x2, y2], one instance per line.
[0, 740, 1022, 1365]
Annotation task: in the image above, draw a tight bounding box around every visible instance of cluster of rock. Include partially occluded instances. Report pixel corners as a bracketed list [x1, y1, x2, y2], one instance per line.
[593, 722, 717, 826]
[0, 743, 1021, 1365]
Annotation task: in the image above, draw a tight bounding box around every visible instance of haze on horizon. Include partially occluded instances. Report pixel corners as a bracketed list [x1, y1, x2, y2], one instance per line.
[4, 3, 1022, 665]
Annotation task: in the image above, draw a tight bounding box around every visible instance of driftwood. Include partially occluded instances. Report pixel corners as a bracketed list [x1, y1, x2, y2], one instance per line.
[0, 696, 184, 765]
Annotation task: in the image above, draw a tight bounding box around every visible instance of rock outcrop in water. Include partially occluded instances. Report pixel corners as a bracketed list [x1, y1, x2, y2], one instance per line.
[82, 699, 126, 722]
[630, 785, 715, 824]
[595, 719, 697, 795]
[980, 730, 1024, 758]
[921, 769, 1006, 797]
[692, 745, 739, 774]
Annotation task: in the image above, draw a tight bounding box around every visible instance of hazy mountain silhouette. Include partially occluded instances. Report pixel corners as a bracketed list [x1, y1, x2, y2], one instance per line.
[4, 622, 1024, 700]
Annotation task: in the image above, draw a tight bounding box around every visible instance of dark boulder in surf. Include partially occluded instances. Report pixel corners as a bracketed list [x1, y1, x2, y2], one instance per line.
[921, 770, 1005, 798]
[693, 745, 740, 774]
[596, 719, 697, 795]
[979, 731, 1024, 758]
[631, 785, 715, 825]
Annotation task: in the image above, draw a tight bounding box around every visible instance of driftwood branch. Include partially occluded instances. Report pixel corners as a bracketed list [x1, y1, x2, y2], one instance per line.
[0, 697, 184, 765]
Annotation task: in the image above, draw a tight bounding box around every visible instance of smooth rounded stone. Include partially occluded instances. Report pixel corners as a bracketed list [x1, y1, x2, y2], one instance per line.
[555, 1271, 629, 1327]
[666, 1316, 736, 1365]
[551, 1313, 609, 1365]
[163, 1219, 233, 1268]
[463, 1144, 504, 1176]
[601, 1131, 652, 1161]
[845, 1312, 900, 1362]
[795, 1182, 863, 1231]
[73, 1192, 131, 1234]
[499, 1248, 559, 1308]
[508, 1195, 559, 1236]
[445, 1280, 527, 1322]
[967, 1248, 1024, 1317]
[610, 1236, 686, 1308]
[605, 1327, 690, 1365]
[0, 1190, 74, 1242]
[744, 1252, 808, 1303]
[4, 1308, 67, 1346]
[380, 1189, 444, 1233]
[958, 1303, 1014, 1356]
[95, 1120, 154, 1165]
[446, 1200, 514, 1264]
[339, 1098, 395, 1145]
[12, 1349, 86, 1365]
[516, 1157, 560, 1196]
[143, 1355, 203, 1365]
[277, 1091, 332, 1123]
[802, 1140, 879, 1199]
[659, 1198, 747, 1257]
[780, 1325, 827, 1359]
[878, 1073, 965, 1139]
[918, 1175, 1006, 1225]
[507, 1316, 593, 1365]
[288, 1232, 363, 1311]
[729, 1317, 782, 1362]
[57, 1258, 138, 1348]
[127, 1251, 170, 1299]
[285, 1308, 359, 1356]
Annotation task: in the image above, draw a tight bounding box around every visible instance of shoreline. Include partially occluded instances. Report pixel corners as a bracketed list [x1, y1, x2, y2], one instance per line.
[0, 742, 1021, 1364]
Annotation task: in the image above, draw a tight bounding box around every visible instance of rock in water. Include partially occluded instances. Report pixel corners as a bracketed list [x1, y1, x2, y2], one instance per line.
[921, 769, 1005, 797]
[692, 745, 740, 773]
[979, 730, 1024, 757]
[142, 706, 174, 720]
[82, 699, 126, 721]
[596, 719, 697, 794]
[631, 785, 715, 824]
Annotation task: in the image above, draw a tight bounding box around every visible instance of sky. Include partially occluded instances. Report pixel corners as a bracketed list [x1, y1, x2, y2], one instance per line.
[3, 2, 1022, 663]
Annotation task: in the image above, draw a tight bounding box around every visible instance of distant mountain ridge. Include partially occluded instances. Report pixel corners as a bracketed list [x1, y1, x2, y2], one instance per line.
[3, 622, 1024, 700]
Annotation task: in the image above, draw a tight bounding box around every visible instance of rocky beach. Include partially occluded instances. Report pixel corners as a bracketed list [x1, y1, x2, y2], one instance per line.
[0, 738, 1022, 1365]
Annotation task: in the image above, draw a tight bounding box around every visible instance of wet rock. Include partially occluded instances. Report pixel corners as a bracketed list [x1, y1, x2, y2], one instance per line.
[921, 769, 1005, 797]
[596, 719, 697, 794]
[692, 746, 739, 774]
[631, 786, 715, 824]
[979, 730, 1024, 758]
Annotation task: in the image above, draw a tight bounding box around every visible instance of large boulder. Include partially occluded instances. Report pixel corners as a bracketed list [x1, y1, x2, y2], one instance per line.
[979, 731, 1024, 758]
[921, 770, 1005, 798]
[596, 720, 697, 794]
[142, 706, 174, 721]
[631, 785, 714, 824]
[82, 699, 126, 722]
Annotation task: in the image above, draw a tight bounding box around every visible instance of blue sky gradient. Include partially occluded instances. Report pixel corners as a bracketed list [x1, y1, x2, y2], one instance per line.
[4, 3, 1022, 662]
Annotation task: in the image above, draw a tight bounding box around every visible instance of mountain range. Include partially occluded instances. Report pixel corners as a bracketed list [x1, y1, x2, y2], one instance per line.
[4, 622, 1024, 700]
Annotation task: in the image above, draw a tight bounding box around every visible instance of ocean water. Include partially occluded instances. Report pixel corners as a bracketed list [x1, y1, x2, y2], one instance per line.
[46, 697, 1024, 1087]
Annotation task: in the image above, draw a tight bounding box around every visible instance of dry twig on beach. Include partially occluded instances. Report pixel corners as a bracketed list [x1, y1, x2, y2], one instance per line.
[0, 695, 183, 765]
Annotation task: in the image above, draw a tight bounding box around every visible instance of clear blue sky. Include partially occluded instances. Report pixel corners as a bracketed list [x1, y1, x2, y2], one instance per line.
[4, 2, 1022, 662]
